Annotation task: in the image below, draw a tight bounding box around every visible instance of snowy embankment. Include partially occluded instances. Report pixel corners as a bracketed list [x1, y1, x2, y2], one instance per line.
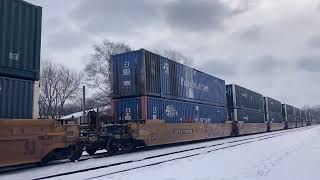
[1, 126, 319, 180]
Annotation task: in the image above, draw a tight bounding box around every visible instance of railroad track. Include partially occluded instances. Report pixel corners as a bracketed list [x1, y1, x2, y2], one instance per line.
[32, 127, 312, 180]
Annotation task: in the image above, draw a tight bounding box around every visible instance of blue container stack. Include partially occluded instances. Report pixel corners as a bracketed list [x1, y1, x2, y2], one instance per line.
[226, 84, 265, 123]
[112, 49, 228, 123]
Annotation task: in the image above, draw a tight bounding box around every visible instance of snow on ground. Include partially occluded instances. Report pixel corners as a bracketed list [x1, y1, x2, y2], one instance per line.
[1, 131, 281, 180]
[1, 126, 319, 180]
[92, 126, 320, 180]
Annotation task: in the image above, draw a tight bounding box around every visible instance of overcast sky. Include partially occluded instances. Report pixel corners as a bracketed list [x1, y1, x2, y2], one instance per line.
[27, 0, 320, 108]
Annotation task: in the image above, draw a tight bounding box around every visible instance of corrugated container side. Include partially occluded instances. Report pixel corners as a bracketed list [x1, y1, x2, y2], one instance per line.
[263, 97, 282, 114]
[226, 84, 264, 112]
[113, 96, 227, 123]
[282, 104, 294, 117]
[0, 0, 41, 80]
[160, 56, 227, 106]
[286, 115, 296, 123]
[113, 49, 227, 106]
[113, 97, 142, 120]
[265, 112, 283, 123]
[294, 107, 301, 117]
[160, 57, 175, 98]
[228, 108, 265, 123]
[294, 108, 301, 122]
[144, 50, 161, 96]
[112, 49, 164, 98]
[0, 76, 33, 119]
[301, 110, 306, 118]
[112, 50, 144, 98]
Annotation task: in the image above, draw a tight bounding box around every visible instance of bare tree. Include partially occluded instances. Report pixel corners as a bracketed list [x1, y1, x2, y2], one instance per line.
[155, 48, 194, 66]
[85, 39, 132, 104]
[39, 61, 83, 119]
[60, 103, 82, 117]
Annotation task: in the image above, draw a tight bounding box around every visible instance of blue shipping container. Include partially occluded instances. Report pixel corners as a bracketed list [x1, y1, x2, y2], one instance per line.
[112, 49, 227, 106]
[113, 96, 227, 123]
[0, 76, 33, 119]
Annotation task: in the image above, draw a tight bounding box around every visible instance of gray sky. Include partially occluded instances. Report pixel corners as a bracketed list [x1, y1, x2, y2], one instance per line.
[28, 0, 320, 108]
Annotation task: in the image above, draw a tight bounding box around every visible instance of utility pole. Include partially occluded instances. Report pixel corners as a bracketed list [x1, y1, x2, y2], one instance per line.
[82, 86, 86, 124]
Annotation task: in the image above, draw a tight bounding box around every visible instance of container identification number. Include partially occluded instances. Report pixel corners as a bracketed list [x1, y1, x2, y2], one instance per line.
[9, 52, 20, 61]
[174, 129, 193, 135]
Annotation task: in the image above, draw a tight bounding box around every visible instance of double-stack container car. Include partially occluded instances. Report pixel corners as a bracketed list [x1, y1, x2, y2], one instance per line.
[308, 110, 320, 125]
[0, 0, 42, 119]
[264, 97, 284, 131]
[282, 104, 296, 129]
[0, 0, 83, 168]
[112, 49, 226, 106]
[226, 84, 266, 135]
[301, 110, 306, 127]
[112, 49, 231, 146]
[295, 108, 302, 128]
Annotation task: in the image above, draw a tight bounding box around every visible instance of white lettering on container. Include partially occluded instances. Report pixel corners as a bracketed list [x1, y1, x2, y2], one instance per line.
[123, 68, 130, 75]
[123, 81, 131, 86]
[163, 62, 169, 74]
[152, 107, 157, 119]
[165, 105, 178, 117]
[180, 77, 209, 92]
[9, 52, 19, 61]
[125, 108, 131, 120]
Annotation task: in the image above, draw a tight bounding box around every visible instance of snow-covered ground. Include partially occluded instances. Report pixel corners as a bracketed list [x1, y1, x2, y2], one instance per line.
[1, 126, 319, 180]
[97, 126, 320, 180]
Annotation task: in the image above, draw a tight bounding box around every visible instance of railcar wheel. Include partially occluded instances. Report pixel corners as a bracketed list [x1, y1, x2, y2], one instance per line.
[69, 144, 84, 162]
[86, 147, 97, 155]
[106, 138, 118, 155]
[39, 156, 51, 166]
[119, 139, 135, 153]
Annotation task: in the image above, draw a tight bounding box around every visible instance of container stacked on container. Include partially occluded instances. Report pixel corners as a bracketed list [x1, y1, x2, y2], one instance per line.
[0, 0, 42, 119]
[306, 110, 312, 126]
[301, 110, 306, 126]
[112, 49, 228, 123]
[263, 97, 283, 123]
[282, 104, 296, 128]
[226, 84, 265, 123]
[294, 107, 302, 127]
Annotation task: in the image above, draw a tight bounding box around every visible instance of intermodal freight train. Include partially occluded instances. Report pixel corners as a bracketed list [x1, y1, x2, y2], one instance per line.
[78, 49, 320, 155]
[1, 0, 320, 169]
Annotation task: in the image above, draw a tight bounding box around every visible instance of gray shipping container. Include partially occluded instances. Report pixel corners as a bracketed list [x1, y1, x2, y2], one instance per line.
[0, 76, 33, 119]
[294, 107, 301, 122]
[282, 104, 294, 117]
[226, 84, 264, 112]
[294, 107, 301, 117]
[263, 97, 282, 114]
[265, 112, 283, 123]
[0, 0, 42, 80]
[228, 108, 265, 123]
